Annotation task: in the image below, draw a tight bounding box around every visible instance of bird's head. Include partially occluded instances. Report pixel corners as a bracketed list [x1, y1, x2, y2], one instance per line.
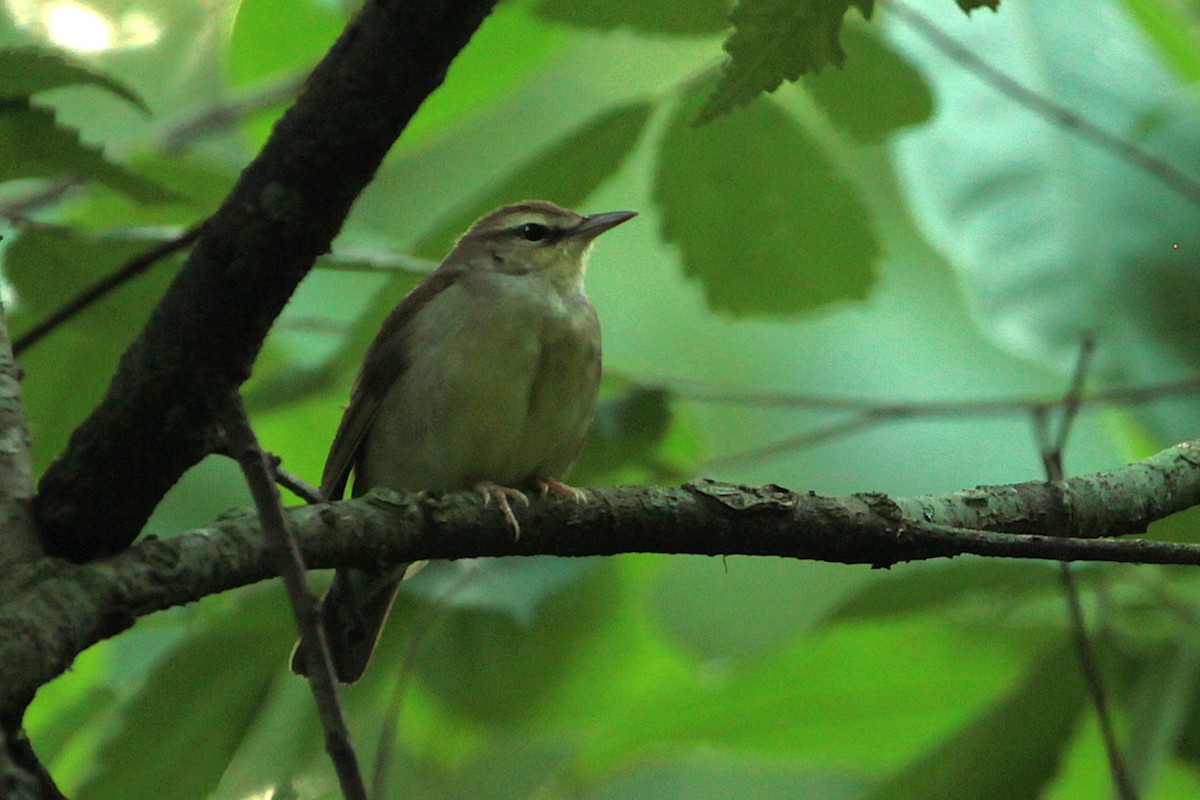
[449, 200, 636, 288]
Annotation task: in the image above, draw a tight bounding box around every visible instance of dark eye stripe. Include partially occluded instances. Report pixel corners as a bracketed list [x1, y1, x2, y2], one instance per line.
[518, 222, 550, 242]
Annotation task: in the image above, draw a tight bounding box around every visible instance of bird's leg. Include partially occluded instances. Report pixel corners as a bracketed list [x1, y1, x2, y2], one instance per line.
[475, 481, 530, 538]
[534, 477, 588, 503]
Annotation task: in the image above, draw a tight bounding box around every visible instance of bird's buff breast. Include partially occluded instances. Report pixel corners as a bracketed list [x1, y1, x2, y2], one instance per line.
[360, 272, 600, 491]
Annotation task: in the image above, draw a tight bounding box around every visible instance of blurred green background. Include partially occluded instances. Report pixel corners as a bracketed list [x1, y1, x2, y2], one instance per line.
[5, 0, 1200, 797]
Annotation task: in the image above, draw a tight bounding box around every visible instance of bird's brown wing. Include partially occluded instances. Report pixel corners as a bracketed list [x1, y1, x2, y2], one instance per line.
[319, 267, 463, 500]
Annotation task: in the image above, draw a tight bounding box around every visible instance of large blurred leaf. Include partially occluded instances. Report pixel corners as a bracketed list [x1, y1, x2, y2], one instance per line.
[225, 0, 342, 149]
[804, 24, 933, 142]
[403, 557, 598, 624]
[887, 0, 1200, 443]
[583, 749, 868, 799]
[569, 615, 1022, 771]
[655, 87, 878, 316]
[825, 559, 1071, 624]
[652, 556, 875, 662]
[0, 102, 171, 203]
[397, 0, 569, 150]
[68, 152, 238, 228]
[698, 0, 875, 123]
[0, 48, 147, 110]
[76, 593, 296, 800]
[413, 101, 653, 257]
[412, 563, 620, 723]
[5, 225, 182, 470]
[533, 0, 732, 35]
[229, 0, 567, 153]
[25, 644, 115, 791]
[439, 739, 576, 799]
[1124, 643, 1200, 794]
[572, 385, 673, 484]
[1121, 0, 1200, 84]
[209, 668, 323, 800]
[864, 645, 1085, 800]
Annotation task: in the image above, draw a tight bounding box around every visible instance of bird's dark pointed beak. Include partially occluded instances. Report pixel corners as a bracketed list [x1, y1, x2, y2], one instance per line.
[570, 210, 637, 241]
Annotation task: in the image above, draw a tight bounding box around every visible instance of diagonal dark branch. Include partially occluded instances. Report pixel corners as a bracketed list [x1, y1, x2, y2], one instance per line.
[34, 0, 499, 562]
[219, 396, 366, 800]
[1033, 335, 1138, 800]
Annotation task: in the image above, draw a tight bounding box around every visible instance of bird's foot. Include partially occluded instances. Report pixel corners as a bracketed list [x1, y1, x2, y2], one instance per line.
[475, 481, 530, 539]
[534, 477, 588, 503]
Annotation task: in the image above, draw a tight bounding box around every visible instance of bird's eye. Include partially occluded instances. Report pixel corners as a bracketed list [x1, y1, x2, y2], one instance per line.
[518, 223, 549, 242]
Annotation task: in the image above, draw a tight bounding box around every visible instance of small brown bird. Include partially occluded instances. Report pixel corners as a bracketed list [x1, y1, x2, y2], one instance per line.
[292, 200, 636, 682]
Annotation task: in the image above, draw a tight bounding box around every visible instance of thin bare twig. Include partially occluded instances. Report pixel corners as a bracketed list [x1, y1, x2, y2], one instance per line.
[218, 394, 367, 800]
[703, 414, 881, 469]
[886, 0, 1200, 209]
[371, 567, 480, 798]
[1034, 335, 1138, 800]
[271, 456, 324, 505]
[682, 371, 1200, 470]
[662, 374, 1200, 417]
[160, 72, 308, 153]
[12, 224, 202, 356]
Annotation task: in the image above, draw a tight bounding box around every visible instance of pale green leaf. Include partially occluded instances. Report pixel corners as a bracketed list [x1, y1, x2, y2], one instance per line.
[865, 646, 1085, 800]
[1120, 0, 1200, 84]
[534, 0, 732, 35]
[413, 101, 653, 257]
[0, 48, 147, 110]
[888, 0, 1200, 443]
[6, 225, 181, 469]
[76, 602, 294, 800]
[583, 750, 868, 799]
[804, 24, 933, 141]
[0, 102, 172, 202]
[655, 87, 878, 316]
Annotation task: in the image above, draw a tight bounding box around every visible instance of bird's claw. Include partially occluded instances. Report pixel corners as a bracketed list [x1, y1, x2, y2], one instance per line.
[534, 477, 588, 503]
[475, 481, 529, 538]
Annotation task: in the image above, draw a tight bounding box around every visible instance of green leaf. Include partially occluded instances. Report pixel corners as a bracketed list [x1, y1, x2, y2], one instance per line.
[888, 0, 1200, 442]
[957, 0, 1001, 11]
[582, 751, 868, 799]
[1125, 643, 1200, 794]
[533, 0, 732, 35]
[572, 386, 673, 484]
[804, 25, 933, 141]
[404, 557, 598, 625]
[1120, 0, 1200, 84]
[76, 596, 295, 800]
[413, 101, 654, 258]
[654, 87, 878, 316]
[697, 0, 875, 124]
[68, 152, 237, 227]
[0, 48, 148, 111]
[823, 560, 1069, 624]
[6, 225, 183, 470]
[441, 739, 577, 800]
[652, 557, 876, 662]
[864, 645, 1085, 800]
[408, 564, 620, 724]
[0, 102, 172, 203]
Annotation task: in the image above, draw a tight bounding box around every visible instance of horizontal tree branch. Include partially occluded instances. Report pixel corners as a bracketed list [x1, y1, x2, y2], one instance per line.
[4, 440, 1200, 714]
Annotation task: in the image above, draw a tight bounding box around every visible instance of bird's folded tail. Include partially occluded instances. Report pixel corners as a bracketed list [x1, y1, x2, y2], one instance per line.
[290, 563, 411, 683]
